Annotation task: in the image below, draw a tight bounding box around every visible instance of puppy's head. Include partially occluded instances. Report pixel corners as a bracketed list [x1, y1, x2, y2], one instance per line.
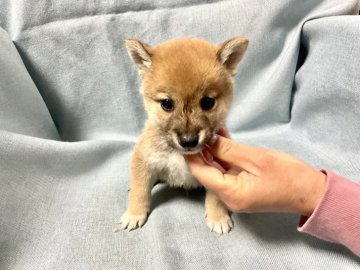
[125, 37, 248, 154]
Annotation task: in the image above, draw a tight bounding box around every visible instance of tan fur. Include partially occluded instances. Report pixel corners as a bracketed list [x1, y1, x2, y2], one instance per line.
[120, 37, 248, 234]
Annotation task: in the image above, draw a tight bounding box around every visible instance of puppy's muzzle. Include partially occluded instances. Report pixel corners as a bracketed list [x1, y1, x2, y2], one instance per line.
[178, 133, 199, 149]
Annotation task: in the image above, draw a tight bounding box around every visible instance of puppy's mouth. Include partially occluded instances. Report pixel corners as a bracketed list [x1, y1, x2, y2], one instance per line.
[176, 146, 204, 155]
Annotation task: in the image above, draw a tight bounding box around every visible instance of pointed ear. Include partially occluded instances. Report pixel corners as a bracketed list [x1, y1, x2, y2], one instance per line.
[217, 36, 249, 75]
[125, 39, 152, 70]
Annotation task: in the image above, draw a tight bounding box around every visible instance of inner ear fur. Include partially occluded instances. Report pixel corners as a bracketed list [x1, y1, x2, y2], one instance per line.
[217, 36, 249, 76]
[125, 39, 153, 70]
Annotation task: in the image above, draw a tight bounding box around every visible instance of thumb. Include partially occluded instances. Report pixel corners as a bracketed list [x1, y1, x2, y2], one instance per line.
[208, 135, 260, 170]
[185, 154, 235, 191]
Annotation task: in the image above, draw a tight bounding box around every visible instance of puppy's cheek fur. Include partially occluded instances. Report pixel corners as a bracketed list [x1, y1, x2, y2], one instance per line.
[170, 131, 182, 149]
[199, 129, 213, 146]
[213, 101, 231, 128]
[145, 102, 166, 127]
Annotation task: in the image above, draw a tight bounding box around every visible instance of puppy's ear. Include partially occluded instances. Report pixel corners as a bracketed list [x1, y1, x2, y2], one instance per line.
[125, 39, 152, 71]
[217, 36, 249, 76]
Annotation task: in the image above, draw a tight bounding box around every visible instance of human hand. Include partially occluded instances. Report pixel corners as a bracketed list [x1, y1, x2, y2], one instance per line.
[185, 129, 326, 216]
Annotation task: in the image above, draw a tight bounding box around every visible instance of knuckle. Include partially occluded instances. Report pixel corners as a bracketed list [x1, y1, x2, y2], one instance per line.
[225, 201, 238, 212]
[221, 184, 250, 212]
[225, 200, 248, 213]
[256, 150, 277, 169]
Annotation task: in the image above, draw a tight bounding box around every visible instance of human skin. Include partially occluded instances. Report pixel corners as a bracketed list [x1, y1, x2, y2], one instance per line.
[185, 129, 327, 216]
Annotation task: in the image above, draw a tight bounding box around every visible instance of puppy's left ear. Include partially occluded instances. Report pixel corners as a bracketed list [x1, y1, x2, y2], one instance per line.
[217, 36, 249, 76]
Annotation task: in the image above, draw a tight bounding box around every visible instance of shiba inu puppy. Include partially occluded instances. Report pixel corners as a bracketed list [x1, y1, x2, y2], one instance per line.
[121, 36, 248, 234]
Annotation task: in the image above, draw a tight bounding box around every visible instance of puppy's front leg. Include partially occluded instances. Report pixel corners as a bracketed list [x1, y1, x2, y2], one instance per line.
[205, 190, 233, 234]
[120, 153, 154, 231]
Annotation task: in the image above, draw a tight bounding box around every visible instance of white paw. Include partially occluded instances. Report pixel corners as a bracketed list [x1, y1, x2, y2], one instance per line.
[206, 215, 233, 235]
[120, 211, 148, 231]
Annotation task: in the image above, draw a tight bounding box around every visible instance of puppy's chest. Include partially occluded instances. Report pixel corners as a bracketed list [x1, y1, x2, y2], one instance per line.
[148, 151, 201, 189]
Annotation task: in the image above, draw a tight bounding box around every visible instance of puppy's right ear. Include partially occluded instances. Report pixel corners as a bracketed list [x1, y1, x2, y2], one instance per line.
[125, 39, 152, 71]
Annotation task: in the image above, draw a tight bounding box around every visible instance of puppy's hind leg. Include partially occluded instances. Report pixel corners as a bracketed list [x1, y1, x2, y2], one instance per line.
[205, 190, 233, 235]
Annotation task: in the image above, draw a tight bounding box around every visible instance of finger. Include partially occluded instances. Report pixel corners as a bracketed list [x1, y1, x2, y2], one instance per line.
[217, 128, 230, 138]
[213, 156, 233, 171]
[200, 151, 241, 177]
[202, 148, 231, 171]
[201, 149, 226, 172]
[208, 135, 262, 171]
[185, 154, 236, 191]
[226, 167, 243, 176]
[203, 147, 244, 173]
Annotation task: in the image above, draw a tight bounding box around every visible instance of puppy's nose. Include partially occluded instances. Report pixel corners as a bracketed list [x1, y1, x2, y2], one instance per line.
[179, 133, 199, 149]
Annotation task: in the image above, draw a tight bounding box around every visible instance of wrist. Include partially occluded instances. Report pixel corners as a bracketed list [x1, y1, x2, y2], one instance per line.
[299, 170, 327, 216]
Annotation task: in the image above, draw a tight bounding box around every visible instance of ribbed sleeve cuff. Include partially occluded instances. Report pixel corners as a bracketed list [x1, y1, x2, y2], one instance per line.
[298, 170, 360, 256]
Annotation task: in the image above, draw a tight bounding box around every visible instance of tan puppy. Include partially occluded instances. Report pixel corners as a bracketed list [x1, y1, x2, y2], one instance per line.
[121, 37, 248, 234]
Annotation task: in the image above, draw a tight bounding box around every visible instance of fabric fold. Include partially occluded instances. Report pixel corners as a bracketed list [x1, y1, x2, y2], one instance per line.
[0, 28, 59, 140]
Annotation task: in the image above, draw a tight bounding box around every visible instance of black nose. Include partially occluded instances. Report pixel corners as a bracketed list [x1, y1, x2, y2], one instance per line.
[179, 133, 199, 149]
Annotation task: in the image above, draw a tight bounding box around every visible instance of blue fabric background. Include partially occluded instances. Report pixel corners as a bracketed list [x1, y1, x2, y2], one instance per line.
[1, 1, 360, 269]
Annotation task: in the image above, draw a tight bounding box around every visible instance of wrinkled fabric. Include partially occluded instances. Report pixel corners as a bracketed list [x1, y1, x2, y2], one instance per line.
[1, 0, 360, 269]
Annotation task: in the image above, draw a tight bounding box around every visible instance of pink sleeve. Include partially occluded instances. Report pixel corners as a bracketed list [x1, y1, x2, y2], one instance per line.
[298, 170, 360, 256]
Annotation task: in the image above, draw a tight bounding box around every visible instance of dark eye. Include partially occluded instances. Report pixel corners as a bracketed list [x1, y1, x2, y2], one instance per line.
[200, 96, 215, 111]
[160, 99, 174, 112]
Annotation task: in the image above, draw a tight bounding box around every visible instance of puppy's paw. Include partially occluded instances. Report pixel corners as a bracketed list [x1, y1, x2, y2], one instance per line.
[206, 215, 233, 235]
[120, 211, 148, 231]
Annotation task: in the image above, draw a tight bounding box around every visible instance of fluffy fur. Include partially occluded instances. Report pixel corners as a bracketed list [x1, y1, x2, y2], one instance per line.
[120, 36, 248, 234]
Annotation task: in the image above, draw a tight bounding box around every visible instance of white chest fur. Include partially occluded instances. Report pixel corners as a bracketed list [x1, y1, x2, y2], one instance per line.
[148, 151, 201, 189]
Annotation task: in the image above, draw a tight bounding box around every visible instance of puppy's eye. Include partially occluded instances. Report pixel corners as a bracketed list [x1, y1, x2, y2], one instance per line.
[200, 96, 215, 111]
[160, 99, 174, 112]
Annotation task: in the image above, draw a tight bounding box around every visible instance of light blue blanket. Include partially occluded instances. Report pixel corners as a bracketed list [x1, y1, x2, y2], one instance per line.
[1, 0, 360, 269]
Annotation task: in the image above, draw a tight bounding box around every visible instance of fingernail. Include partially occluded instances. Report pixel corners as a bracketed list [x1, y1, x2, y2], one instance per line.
[218, 128, 226, 134]
[209, 134, 218, 145]
[202, 149, 213, 163]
